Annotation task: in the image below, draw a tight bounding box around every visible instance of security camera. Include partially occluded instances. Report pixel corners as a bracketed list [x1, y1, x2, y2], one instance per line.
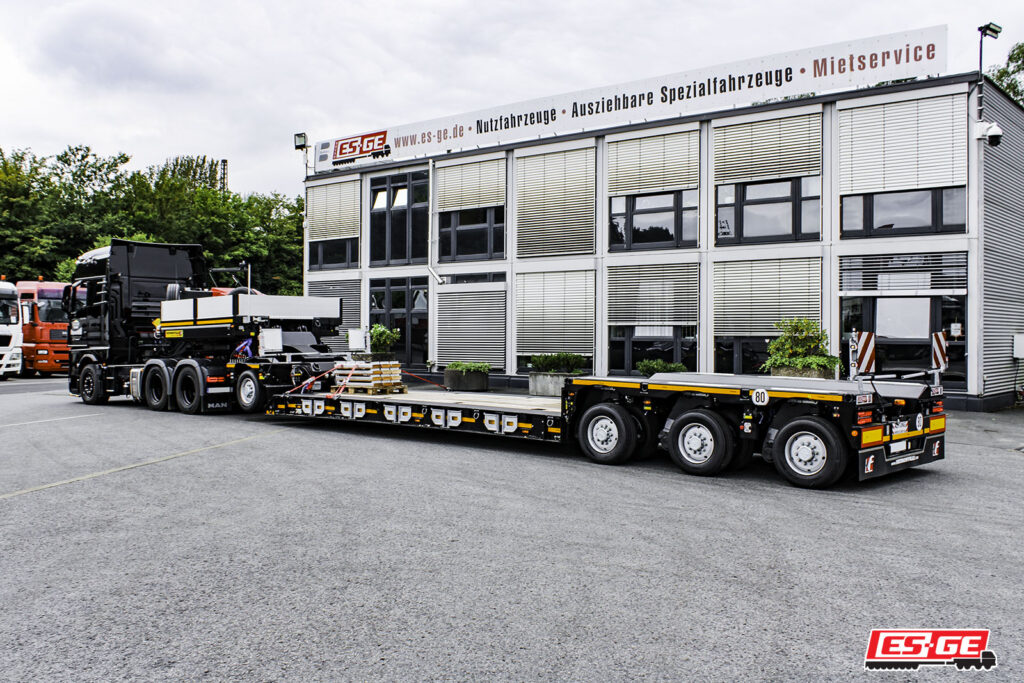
[977, 121, 1003, 147]
[986, 122, 1003, 147]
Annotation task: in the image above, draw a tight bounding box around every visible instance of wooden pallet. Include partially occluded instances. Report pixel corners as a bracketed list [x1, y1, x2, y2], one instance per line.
[335, 384, 408, 395]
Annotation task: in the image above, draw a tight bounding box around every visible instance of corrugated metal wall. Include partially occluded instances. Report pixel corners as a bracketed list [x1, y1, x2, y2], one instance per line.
[982, 87, 1024, 397]
[436, 158, 506, 212]
[515, 270, 595, 355]
[435, 289, 506, 368]
[515, 148, 596, 257]
[713, 258, 821, 336]
[607, 263, 699, 325]
[306, 279, 361, 352]
[607, 131, 699, 195]
[306, 181, 360, 240]
[838, 95, 967, 194]
[713, 114, 821, 183]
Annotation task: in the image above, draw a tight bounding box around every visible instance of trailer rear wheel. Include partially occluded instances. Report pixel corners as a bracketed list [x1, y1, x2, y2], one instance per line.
[174, 366, 203, 415]
[143, 366, 171, 411]
[667, 409, 733, 475]
[79, 364, 108, 405]
[772, 417, 848, 488]
[235, 369, 264, 413]
[577, 403, 637, 465]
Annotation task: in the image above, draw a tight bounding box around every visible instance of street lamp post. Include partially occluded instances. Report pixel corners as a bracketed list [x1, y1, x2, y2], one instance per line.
[978, 22, 1002, 121]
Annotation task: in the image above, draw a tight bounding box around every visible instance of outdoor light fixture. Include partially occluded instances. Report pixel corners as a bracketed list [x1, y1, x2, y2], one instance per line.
[294, 132, 308, 150]
[979, 22, 1002, 39]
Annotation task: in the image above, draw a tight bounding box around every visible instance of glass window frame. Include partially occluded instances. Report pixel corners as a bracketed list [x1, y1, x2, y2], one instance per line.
[715, 176, 821, 246]
[608, 325, 697, 376]
[609, 189, 699, 252]
[308, 237, 358, 271]
[369, 172, 429, 267]
[840, 186, 967, 239]
[438, 206, 505, 262]
[368, 276, 430, 367]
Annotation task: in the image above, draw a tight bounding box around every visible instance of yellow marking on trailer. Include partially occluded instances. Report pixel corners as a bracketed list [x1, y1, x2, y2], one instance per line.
[462, 417, 476, 423]
[646, 383, 742, 396]
[518, 422, 533, 429]
[325, 406, 335, 412]
[571, 379, 642, 389]
[766, 391, 844, 402]
[860, 426, 884, 447]
[276, 404, 285, 410]
[548, 427, 561, 434]
[366, 409, 378, 414]
[929, 415, 946, 432]
[164, 330, 183, 338]
[412, 413, 424, 418]
[887, 429, 923, 442]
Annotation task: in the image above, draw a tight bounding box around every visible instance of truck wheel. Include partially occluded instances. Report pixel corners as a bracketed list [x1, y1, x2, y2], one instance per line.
[20, 363, 35, 378]
[79, 364, 108, 405]
[235, 369, 264, 413]
[667, 409, 734, 475]
[143, 366, 171, 411]
[772, 417, 848, 488]
[577, 403, 637, 465]
[174, 366, 203, 415]
[629, 409, 661, 460]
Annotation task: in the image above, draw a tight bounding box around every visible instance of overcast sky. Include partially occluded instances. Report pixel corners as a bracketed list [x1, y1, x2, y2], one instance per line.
[1, 1, 1021, 198]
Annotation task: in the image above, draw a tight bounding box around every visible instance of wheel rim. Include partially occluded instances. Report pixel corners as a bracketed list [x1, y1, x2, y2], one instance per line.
[784, 431, 828, 476]
[239, 377, 256, 406]
[82, 371, 94, 398]
[678, 424, 714, 464]
[587, 416, 619, 454]
[181, 376, 197, 406]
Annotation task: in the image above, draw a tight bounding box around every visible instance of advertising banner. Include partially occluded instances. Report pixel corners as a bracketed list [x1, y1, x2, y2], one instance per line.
[313, 26, 947, 172]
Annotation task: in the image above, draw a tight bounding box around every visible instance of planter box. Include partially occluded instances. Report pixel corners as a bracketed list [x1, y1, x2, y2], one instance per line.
[529, 372, 575, 396]
[443, 369, 488, 392]
[770, 366, 834, 380]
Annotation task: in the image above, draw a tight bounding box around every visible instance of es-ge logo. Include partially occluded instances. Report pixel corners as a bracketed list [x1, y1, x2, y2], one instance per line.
[865, 629, 997, 671]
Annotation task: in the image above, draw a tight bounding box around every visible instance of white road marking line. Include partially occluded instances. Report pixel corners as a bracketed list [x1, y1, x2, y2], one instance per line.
[0, 413, 103, 429]
[0, 428, 286, 501]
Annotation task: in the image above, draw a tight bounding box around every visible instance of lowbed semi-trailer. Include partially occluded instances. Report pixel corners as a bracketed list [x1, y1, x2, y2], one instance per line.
[65, 240, 946, 489]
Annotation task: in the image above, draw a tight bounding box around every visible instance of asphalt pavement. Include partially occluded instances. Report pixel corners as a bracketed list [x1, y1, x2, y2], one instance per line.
[1, 376, 1021, 681]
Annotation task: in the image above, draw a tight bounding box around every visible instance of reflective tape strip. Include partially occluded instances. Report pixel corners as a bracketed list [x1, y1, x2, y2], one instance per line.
[932, 331, 948, 370]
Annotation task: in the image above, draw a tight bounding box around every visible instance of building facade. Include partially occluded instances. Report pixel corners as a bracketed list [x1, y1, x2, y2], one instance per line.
[303, 39, 1024, 410]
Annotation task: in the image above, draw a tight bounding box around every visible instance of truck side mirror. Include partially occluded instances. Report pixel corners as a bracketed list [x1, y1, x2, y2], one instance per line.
[31, 302, 40, 325]
[62, 285, 72, 315]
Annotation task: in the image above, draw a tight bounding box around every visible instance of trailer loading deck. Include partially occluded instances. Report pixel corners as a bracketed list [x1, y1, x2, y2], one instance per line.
[266, 371, 946, 489]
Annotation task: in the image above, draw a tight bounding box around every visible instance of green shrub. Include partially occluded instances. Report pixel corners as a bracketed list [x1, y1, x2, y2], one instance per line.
[760, 318, 840, 373]
[446, 361, 491, 374]
[635, 359, 688, 377]
[530, 352, 587, 374]
[369, 323, 401, 353]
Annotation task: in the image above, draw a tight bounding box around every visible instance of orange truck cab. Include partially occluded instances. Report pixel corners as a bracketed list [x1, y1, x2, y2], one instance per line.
[16, 280, 70, 375]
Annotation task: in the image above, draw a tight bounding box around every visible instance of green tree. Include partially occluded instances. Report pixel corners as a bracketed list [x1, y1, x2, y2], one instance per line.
[0, 148, 49, 280]
[988, 41, 1024, 105]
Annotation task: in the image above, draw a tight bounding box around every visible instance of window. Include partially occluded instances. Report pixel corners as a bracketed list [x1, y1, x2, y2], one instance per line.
[609, 190, 698, 250]
[308, 238, 358, 270]
[443, 272, 506, 284]
[369, 171, 429, 266]
[713, 337, 772, 375]
[439, 206, 505, 261]
[840, 295, 967, 388]
[716, 176, 820, 245]
[609, 325, 697, 375]
[369, 277, 429, 366]
[840, 187, 966, 238]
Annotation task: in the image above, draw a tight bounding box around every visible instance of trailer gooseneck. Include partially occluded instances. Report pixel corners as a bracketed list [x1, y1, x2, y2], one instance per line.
[66, 240, 946, 489]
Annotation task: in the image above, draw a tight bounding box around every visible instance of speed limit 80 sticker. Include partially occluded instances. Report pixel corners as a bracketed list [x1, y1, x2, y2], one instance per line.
[750, 388, 769, 406]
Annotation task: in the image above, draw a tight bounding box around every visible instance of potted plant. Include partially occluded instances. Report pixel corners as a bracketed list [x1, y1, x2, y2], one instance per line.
[635, 359, 688, 377]
[354, 323, 401, 361]
[443, 361, 491, 392]
[528, 352, 587, 396]
[760, 318, 840, 379]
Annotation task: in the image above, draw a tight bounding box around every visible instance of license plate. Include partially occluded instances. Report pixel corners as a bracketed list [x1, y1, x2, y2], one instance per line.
[892, 420, 908, 435]
[890, 440, 908, 454]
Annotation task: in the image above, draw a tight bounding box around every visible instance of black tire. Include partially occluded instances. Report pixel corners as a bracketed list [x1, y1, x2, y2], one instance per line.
[79, 363, 108, 405]
[174, 366, 203, 415]
[772, 416, 849, 488]
[235, 369, 264, 413]
[20, 363, 35, 378]
[577, 402, 637, 465]
[629, 409, 661, 460]
[143, 366, 171, 411]
[666, 409, 734, 475]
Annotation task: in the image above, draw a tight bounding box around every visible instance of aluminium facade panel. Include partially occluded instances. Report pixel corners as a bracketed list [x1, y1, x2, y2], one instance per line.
[307, 180, 360, 240]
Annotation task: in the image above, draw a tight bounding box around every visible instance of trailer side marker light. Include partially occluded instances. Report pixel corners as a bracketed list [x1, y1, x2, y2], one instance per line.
[366, 409, 378, 414]
[276, 404, 285, 409]
[861, 427, 884, 447]
[857, 410, 873, 425]
[548, 427, 561, 434]
[206, 376, 225, 383]
[462, 417, 476, 423]
[518, 423, 533, 429]
[894, 399, 906, 406]
[929, 415, 946, 432]
[412, 412, 424, 418]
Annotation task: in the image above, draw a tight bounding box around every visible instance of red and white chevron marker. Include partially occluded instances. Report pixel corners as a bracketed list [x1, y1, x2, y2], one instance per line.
[850, 330, 876, 377]
[931, 331, 948, 371]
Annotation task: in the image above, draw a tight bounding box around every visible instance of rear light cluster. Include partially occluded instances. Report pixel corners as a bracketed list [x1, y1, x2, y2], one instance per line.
[857, 410, 874, 425]
[932, 400, 944, 414]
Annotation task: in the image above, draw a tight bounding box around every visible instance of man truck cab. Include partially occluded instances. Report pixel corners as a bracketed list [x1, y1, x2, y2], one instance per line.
[17, 280, 70, 376]
[0, 279, 23, 380]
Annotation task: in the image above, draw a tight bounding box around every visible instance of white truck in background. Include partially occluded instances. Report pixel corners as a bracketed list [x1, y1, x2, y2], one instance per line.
[0, 280, 24, 380]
